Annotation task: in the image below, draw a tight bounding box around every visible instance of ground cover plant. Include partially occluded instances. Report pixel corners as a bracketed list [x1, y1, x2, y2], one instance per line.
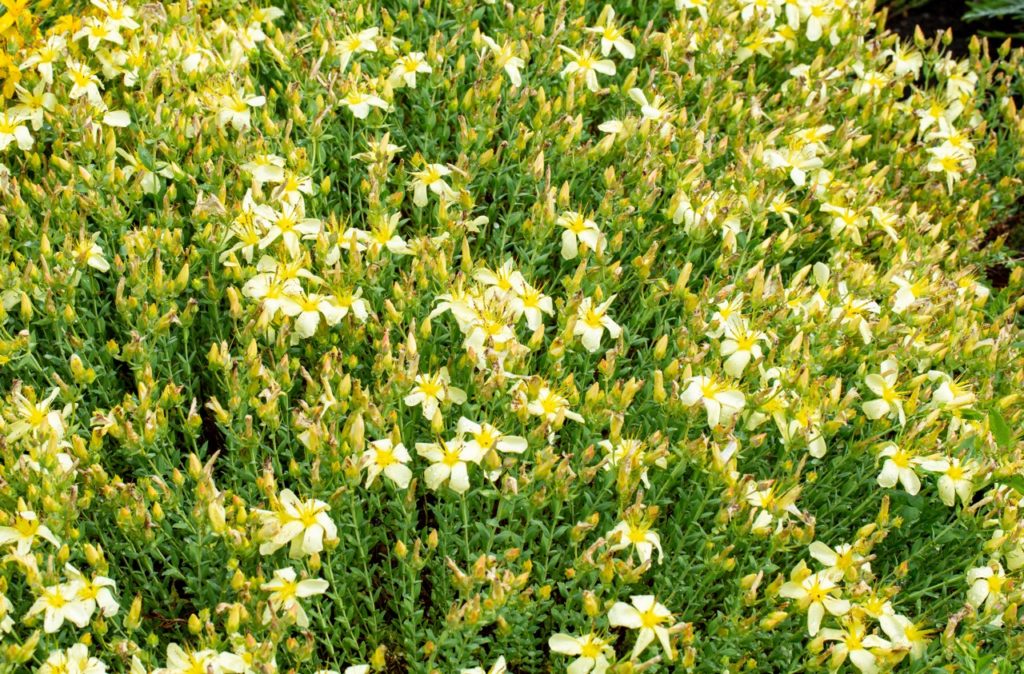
[1, 0, 1024, 672]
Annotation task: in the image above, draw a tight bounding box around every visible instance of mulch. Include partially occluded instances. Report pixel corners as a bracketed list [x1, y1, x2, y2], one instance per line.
[885, 0, 1022, 56]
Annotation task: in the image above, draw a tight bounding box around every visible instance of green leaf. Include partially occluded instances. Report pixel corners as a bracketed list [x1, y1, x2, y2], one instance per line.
[989, 408, 1013, 450]
[1000, 475, 1024, 496]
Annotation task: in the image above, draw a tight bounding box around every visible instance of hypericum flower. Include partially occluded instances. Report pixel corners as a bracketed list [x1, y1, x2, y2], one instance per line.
[557, 211, 605, 260]
[326, 287, 370, 323]
[607, 516, 664, 565]
[65, 59, 104, 107]
[627, 88, 672, 122]
[926, 143, 972, 193]
[474, 259, 525, 297]
[360, 439, 413, 489]
[600, 438, 667, 488]
[878, 614, 931, 660]
[585, 6, 634, 58]
[20, 35, 65, 85]
[404, 368, 466, 420]
[779, 568, 850, 636]
[409, 163, 457, 207]
[74, 15, 123, 50]
[0, 109, 32, 152]
[257, 200, 322, 258]
[217, 89, 266, 131]
[390, 51, 432, 88]
[27, 581, 93, 633]
[548, 632, 615, 674]
[350, 211, 412, 255]
[527, 387, 585, 424]
[679, 376, 745, 428]
[335, 27, 378, 71]
[65, 563, 118, 618]
[220, 194, 264, 264]
[241, 262, 305, 319]
[820, 202, 866, 246]
[416, 439, 484, 494]
[279, 291, 345, 339]
[353, 132, 404, 165]
[862, 358, 905, 425]
[92, 0, 139, 31]
[763, 144, 824, 186]
[719, 319, 768, 377]
[340, 85, 389, 119]
[509, 281, 554, 331]
[876, 443, 922, 495]
[0, 509, 60, 554]
[155, 644, 247, 674]
[884, 42, 923, 77]
[891, 273, 929, 314]
[809, 541, 870, 582]
[39, 644, 107, 674]
[272, 171, 314, 205]
[6, 383, 64, 440]
[851, 62, 890, 98]
[932, 376, 975, 409]
[746, 482, 803, 533]
[608, 595, 675, 661]
[457, 417, 527, 457]
[706, 296, 745, 338]
[574, 296, 621, 353]
[967, 563, 1007, 610]
[261, 567, 329, 627]
[70, 233, 109, 272]
[920, 456, 976, 507]
[255, 489, 338, 558]
[784, 403, 828, 458]
[559, 46, 615, 92]
[241, 153, 286, 184]
[819, 619, 891, 674]
[830, 283, 881, 344]
[480, 34, 525, 87]
[461, 304, 518, 372]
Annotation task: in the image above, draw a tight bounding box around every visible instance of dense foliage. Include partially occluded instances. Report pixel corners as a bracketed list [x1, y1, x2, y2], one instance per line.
[1, 0, 1023, 672]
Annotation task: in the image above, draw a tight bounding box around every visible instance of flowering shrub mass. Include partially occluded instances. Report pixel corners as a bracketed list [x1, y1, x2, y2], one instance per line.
[2, 0, 1024, 672]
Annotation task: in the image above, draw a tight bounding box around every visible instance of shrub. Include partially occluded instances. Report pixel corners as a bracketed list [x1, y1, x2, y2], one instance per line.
[0, 0, 1023, 673]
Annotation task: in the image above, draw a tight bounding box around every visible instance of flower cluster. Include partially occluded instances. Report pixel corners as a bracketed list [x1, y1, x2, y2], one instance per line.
[0, 0, 1023, 672]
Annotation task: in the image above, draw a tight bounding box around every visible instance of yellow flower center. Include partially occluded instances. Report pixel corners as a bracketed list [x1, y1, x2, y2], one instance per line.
[474, 428, 497, 450]
[15, 517, 39, 537]
[71, 70, 94, 88]
[442, 447, 462, 467]
[417, 381, 442, 398]
[276, 579, 298, 601]
[639, 608, 665, 628]
[45, 589, 67, 608]
[375, 447, 396, 467]
[583, 309, 605, 329]
[736, 334, 758, 351]
[540, 395, 560, 415]
[627, 523, 648, 544]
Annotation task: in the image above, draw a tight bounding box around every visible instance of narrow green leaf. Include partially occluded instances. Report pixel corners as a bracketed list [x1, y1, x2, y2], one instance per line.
[989, 408, 1013, 450]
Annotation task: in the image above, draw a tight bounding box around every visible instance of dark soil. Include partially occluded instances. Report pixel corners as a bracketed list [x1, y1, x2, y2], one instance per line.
[886, 0, 1022, 56]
